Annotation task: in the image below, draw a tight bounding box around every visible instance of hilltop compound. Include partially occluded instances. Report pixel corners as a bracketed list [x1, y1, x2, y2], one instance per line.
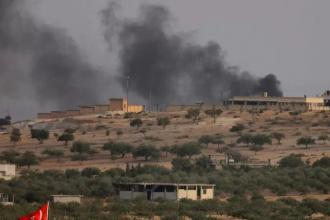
[37, 98, 144, 120]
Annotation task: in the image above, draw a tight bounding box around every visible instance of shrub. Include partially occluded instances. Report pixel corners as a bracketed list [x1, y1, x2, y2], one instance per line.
[133, 144, 160, 161]
[157, 117, 170, 129]
[130, 118, 143, 129]
[230, 124, 245, 133]
[279, 154, 305, 168]
[313, 157, 330, 168]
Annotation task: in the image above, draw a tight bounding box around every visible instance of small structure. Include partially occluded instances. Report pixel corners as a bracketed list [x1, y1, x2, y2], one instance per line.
[0, 193, 14, 206]
[50, 195, 83, 204]
[0, 164, 15, 180]
[115, 182, 215, 201]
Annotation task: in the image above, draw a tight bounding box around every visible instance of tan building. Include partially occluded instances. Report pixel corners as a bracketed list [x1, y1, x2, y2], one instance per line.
[50, 195, 83, 204]
[109, 98, 145, 113]
[79, 106, 95, 115]
[0, 164, 15, 180]
[37, 97, 144, 119]
[224, 92, 330, 111]
[116, 183, 215, 201]
[94, 104, 109, 113]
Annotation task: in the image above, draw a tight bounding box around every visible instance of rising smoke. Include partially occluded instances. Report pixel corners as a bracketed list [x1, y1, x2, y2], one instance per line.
[0, 0, 105, 111]
[102, 3, 283, 105]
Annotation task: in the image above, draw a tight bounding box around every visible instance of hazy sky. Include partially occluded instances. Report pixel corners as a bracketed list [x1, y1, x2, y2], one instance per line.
[2, 0, 330, 119]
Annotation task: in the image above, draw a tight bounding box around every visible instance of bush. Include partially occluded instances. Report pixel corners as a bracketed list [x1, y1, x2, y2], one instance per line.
[313, 157, 330, 168]
[230, 124, 245, 133]
[133, 144, 160, 161]
[81, 167, 101, 178]
[279, 154, 305, 168]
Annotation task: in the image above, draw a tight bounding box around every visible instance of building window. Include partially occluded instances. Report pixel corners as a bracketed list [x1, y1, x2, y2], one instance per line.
[187, 186, 196, 190]
[203, 189, 207, 194]
[179, 186, 186, 190]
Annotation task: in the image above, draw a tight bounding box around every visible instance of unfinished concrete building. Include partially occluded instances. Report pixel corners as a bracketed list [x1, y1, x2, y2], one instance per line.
[224, 92, 330, 111]
[115, 182, 215, 201]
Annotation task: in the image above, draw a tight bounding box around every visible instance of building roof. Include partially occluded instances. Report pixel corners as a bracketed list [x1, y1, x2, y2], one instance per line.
[115, 182, 215, 187]
[51, 195, 83, 197]
[228, 96, 306, 103]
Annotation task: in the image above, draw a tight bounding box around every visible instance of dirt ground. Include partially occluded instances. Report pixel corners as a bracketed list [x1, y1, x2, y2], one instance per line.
[1, 109, 330, 172]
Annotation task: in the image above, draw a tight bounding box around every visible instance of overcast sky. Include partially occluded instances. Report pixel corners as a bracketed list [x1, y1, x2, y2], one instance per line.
[2, 0, 330, 119]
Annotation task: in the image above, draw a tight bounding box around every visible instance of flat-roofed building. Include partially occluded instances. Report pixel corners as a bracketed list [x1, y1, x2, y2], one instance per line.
[50, 195, 83, 204]
[224, 92, 329, 111]
[0, 164, 15, 180]
[79, 106, 95, 115]
[94, 104, 109, 113]
[115, 183, 215, 201]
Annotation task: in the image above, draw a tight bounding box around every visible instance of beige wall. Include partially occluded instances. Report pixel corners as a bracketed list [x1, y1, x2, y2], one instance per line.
[94, 105, 109, 113]
[52, 196, 81, 204]
[127, 105, 145, 113]
[79, 107, 95, 115]
[0, 164, 15, 180]
[109, 99, 125, 111]
[200, 187, 214, 200]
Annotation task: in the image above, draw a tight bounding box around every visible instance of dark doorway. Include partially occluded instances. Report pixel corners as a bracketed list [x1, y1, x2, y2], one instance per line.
[147, 190, 152, 200]
[197, 186, 201, 200]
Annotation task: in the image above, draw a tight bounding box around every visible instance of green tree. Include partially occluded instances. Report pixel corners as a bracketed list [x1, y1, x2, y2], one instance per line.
[237, 134, 253, 147]
[160, 146, 172, 157]
[0, 150, 20, 164]
[198, 135, 213, 147]
[318, 134, 329, 144]
[195, 155, 215, 171]
[31, 129, 49, 144]
[18, 151, 39, 168]
[279, 154, 305, 168]
[42, 149, 64, 162]
[157, 117, 170, 129]
[313, 157, 330, 168]
[249, 145, 264, 155]
[57, 132, 74, 146]
[71, 141, 91, 154]
[10, 128, 21, 146]
[297, 136, 315, 149]
[204, 105, 223, 123]
[185, 108, 200, 124]
[251, 134, 272, 146]
[271, 132, 285, 144]
[171, 142, 201, 159]
[130, 118, 143, 130]
[103, 142, 133, 159]
[171, 158, 194, 172]
[133, 144, 160, 161]
[211, 135, 225, 150]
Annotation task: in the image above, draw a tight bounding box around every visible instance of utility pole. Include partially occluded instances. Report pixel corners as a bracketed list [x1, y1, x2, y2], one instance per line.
[126, 75, 130, 112]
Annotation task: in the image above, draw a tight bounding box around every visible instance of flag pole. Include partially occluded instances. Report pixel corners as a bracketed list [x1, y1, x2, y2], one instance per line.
[47, 201, 50, 220]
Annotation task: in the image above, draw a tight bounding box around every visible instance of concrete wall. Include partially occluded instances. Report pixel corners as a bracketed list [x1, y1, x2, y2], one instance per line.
[200, 187, 214, 200]
[52, 196, 82, 204]
[128, 105, 145, 113]
[152, 192, 177, 200]
[119, 191, 146, 200]
[109, 99, 125, 111]
[0, 164, 15, 180]
[94, 105, 109, 113]
[79, 106, 95, 115]
[177, 187, 198, 200]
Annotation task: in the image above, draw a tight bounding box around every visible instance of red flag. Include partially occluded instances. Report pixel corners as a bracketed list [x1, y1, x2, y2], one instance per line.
[19, 203, 49, 220]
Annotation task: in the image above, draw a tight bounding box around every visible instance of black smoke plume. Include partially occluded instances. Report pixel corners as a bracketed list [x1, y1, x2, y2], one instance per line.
[102, 3, 283, 105]
[0, 0, 104, 111]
